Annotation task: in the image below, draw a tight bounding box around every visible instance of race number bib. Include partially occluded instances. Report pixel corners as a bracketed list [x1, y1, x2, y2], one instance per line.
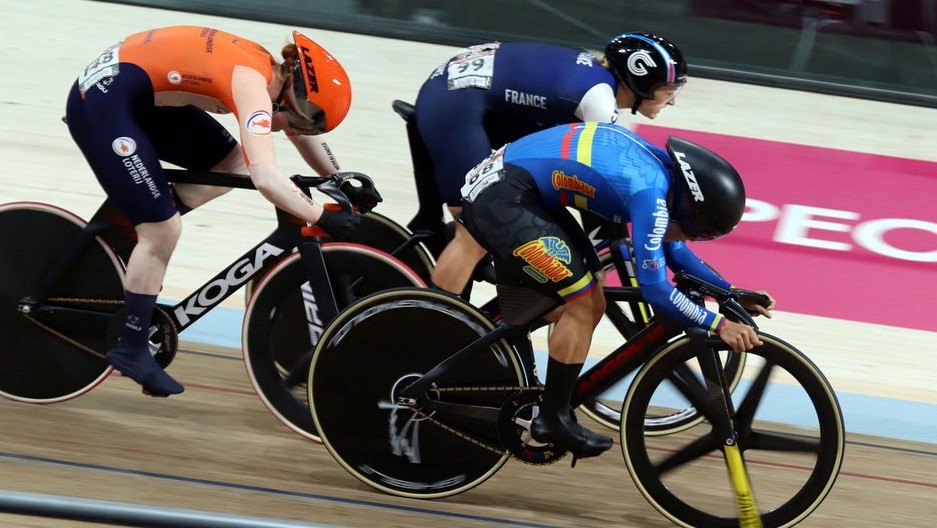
[447, 43, 499, 90]
[78, 42, 121, 94]
[461, 146, 506, 202]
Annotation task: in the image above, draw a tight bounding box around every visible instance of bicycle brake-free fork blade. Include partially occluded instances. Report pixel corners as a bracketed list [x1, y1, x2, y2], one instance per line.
[691, 330, 764, 527]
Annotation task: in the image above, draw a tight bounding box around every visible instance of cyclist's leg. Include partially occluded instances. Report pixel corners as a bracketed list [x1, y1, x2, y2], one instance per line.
[66, 66, 184, 396]
[415, 78, 491, 296]
[462, 166, 612, 459]
[429, 206, 488, 297]
[99, 202, 184, 397]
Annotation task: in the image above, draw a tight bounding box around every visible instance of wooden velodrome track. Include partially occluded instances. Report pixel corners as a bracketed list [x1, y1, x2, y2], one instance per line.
[1, 1, 935, 526]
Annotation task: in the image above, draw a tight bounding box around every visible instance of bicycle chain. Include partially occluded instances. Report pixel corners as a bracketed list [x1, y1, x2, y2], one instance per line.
[22, 297, 122, 361]
[405, 385, 544, 457]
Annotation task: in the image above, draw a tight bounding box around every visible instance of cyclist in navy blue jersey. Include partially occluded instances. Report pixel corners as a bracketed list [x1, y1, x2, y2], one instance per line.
[460, 121, 775, 460]
[413, 33, 687, 299]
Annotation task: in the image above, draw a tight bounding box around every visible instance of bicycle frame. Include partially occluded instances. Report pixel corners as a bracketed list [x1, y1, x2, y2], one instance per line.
[396, 268, 759, 430]
[17, 169, 345, 342]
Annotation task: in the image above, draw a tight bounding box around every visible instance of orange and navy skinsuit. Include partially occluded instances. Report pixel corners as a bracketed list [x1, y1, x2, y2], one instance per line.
[65, 26, 289, 224]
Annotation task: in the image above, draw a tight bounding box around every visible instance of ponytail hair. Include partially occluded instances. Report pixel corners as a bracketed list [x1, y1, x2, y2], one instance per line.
[278, 43, 298, 80]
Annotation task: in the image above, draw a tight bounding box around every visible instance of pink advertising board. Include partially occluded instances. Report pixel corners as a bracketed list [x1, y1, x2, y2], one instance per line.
[636, 124, 937, 332]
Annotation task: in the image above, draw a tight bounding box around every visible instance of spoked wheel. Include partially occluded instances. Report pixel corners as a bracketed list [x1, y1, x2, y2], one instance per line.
[621, 333, 845, 528]
[0, 203, 124, 402]
[309, 288, 526, 498]
[576, 252, 747, 434]
[242, 243, 424, 441]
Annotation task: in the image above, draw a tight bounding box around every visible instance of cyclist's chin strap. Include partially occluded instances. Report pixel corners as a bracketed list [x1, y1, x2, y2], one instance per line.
[630, 97, 642, 115]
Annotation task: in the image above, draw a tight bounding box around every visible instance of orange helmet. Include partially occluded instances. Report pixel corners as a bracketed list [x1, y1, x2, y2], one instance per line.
[282, 31, 351, 134]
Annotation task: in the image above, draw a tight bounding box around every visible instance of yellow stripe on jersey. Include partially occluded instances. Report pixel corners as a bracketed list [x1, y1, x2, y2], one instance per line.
[575, 122, 598, 166]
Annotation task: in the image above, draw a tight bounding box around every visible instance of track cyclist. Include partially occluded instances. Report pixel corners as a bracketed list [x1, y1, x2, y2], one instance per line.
[459, 121, 776, 460]
[412, 32, 687, 298]
[65, 25, 379, 397]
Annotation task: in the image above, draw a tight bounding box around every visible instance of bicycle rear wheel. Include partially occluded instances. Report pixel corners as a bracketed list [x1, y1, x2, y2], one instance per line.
[621, 334, 845, 527]
[0, 203, 124, 402]
[242, 243, 424, 441]
[578, 253, 746, 434]
[309, 288, 524, 499]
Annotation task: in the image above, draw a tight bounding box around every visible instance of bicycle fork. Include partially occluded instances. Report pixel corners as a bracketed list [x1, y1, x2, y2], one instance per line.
[689, 329, 764, 528]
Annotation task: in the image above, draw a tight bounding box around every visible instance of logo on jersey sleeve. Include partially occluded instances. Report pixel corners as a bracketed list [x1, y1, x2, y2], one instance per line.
[513, 236, 573, 283]
[643, 198, 670, 251]
[642, 257, 664, 272]
[111, 137, 136, 157]
[167, 71, 182, 85]
[245, 110, 272, 135]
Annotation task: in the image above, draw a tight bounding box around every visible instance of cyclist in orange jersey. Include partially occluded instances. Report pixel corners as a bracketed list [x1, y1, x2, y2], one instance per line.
[65, 26, 379, 397]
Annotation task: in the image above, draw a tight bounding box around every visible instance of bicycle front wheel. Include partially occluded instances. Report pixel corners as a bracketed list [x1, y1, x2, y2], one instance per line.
[621, 333, 845, 528]
[353, 211, 435, 283]
[0, 203, 124, 402]
[310, 288, 524, 499]
[242, 243, 424, 441]
[242, 212, 435, 301]
[577, 253, 747, 434]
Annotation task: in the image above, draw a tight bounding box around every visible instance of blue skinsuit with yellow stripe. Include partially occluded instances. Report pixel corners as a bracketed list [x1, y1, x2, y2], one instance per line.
[504, 122, 730, 332]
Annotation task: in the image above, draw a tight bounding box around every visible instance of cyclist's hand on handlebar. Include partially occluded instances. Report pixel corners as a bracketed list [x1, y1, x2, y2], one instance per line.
[316, 207, 360, 239]
[340, 180, 382, 213]
[718, 320, 763, 353]
[740, 289, 776, 318]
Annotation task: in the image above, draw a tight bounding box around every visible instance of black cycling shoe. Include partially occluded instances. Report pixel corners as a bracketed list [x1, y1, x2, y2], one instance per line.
[106, 346, 184, 397]
[530, 411, 613, 466]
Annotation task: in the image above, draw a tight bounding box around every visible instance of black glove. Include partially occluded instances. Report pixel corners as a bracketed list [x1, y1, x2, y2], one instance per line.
[340, 181, 383, 213]
[316, 208, 361, 239]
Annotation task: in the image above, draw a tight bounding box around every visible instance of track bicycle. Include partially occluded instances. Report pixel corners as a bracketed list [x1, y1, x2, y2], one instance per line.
[240, 99, 744, 442]
[307, 271, 844, 527]
[0, 171, 423, 439]
[354, 99, 746, 432]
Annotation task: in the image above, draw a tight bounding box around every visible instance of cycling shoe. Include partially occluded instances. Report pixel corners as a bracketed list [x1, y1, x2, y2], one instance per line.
[530, 411, 613, 465]
[106, 347, 184, 397]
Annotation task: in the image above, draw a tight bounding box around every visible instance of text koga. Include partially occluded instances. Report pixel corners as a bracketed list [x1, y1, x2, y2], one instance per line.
[174, 243, 285, 325]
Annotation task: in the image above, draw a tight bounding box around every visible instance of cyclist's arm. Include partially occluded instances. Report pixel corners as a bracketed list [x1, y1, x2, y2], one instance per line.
[663, 241, 732, 290]
[575, 83, 619, 123]
[287, 133, 342, 176]
[628, 190, 726, 333]
[231, 65, 325, 223]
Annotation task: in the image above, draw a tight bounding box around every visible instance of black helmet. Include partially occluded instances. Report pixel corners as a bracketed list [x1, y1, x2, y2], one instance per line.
[605, 32, 687, 114]
[666, 136, 745, 241]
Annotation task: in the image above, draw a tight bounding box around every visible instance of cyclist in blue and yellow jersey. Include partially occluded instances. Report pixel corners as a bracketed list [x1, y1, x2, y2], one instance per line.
[460, 122, 776, 460]
[413, 33, 687, 298]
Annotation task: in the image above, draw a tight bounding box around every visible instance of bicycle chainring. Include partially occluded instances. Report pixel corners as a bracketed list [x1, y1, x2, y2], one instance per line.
[497, 390, 567, 465]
